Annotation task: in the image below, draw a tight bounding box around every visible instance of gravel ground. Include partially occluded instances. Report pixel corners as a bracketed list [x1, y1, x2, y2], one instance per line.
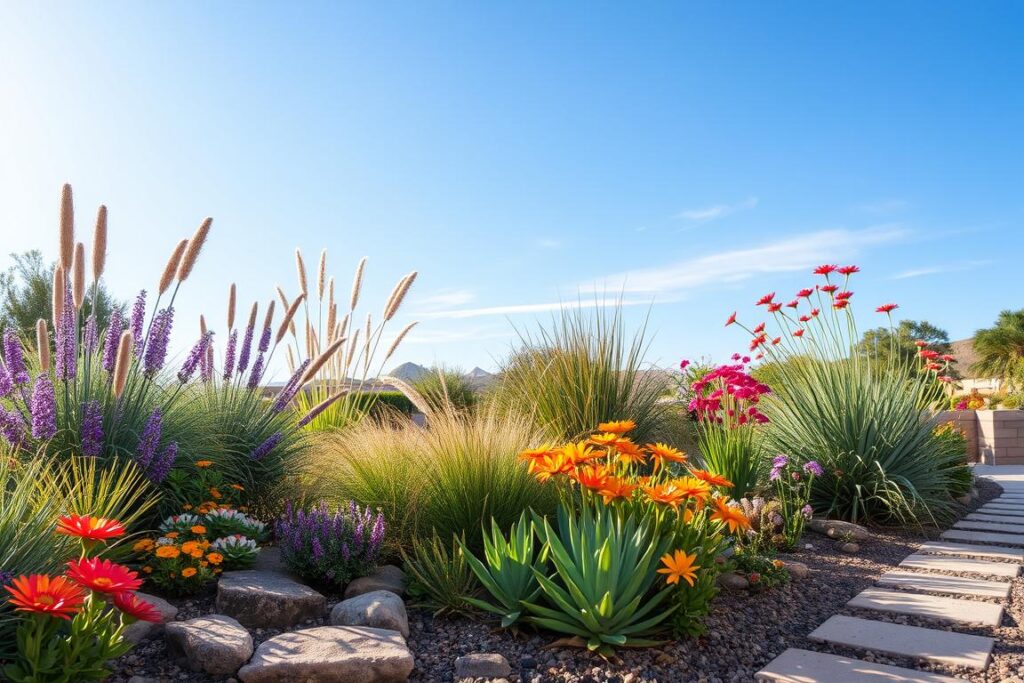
[111, 478, 1017, 683]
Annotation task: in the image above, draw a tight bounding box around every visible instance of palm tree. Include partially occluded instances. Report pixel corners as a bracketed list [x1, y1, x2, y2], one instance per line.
[971, 309, 1024, 389]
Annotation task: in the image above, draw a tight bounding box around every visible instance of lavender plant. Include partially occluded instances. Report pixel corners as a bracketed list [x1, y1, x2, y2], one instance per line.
[275, 500, 385, 587]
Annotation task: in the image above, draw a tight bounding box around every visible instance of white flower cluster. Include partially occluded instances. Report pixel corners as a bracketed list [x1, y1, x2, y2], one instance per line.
[211, 534, 259, 553]
[159, 513, 199, 532]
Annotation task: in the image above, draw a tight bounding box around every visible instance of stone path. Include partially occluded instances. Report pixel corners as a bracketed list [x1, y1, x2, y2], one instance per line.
[757, 482, 1023, 681]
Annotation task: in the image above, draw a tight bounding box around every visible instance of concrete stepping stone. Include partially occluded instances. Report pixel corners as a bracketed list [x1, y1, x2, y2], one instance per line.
[847, 587, 1003, 626]
[237, 625, 414, 682]
[809, 615, 994, 670]
[957, 519, 1024, 534]
[755, 648, 960, 683]
[878, 571, 1012, 598]
[975, 508, 1024, 519]
[899, 553, 1020, 578]
[965, 512, 1024, 524]
[165, 614, 254, 676]
[942, 529, 1024, 547]
[918, 540, 1024, 561]
[216, 570, 326, 628]
[980, 503, 1024, 512]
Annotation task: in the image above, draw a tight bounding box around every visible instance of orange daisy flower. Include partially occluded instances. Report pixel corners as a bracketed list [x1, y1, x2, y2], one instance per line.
[670, 475, 712, 503]
[561, 441, 600, 465]
[4, 574, 87, 620]
[657, 550, 701, 586]
[643, 483, 686, 509]
[573, 464, 611, 491]
[588, 433, 620, 447]
[689, 468, 735, 489]
[597, 420, 636, 435]
[195, 460, 214, 468]
[613, 439, 646, 466]
[645, 443, 687, 469]
[55, 515, 125, 541]
[518, 445, 555, 464]
[710, 498, 751, 534]
[597, 477, 637, 504]
[528, 450, 575, 482]
[65, 558, 142, 594]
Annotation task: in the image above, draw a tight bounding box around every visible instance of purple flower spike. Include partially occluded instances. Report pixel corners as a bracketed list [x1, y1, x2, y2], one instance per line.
[222, 329, 237, 380]
[250, 431, 282, 460]
[273, 360, 310, 412]
[258, 326, 272, 354]
[83, 314, 98, 355]
[143, 307, 174, 378]
[178, 332, 213, 383]
[80, 400, 104, 457]
[4, 330, 29, 385]
[102, 309, 123, 373]
[30, 374, 56, 440]
[130, 290, 147, 355]
[237, 324, 254, 375]
[0, 405, 25, 448]
[0, 364, 11, 398]
[55, 295, 77, 381]
[136, 408, 163, 469]
[248, 353, 265, 389]
[148, 441, 178, 483]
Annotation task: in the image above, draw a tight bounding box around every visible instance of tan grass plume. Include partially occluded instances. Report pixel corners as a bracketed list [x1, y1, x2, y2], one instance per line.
[247, 301, 259, 330]
[383, 321, 418, 363]
[59, 183, 74, 272]
[344, 328, 360, 371]
[337, 313, 349, 341]
[326, 303, 337, 342]
[295, 249, 308, 298]
[350, 257, 367, 310]
[363, 313, 372, 373]
[72, 243, 86, 310]
[301, 337, 346, 385]
[286, 345, 296, 374]
[176, 217, 212, 282]
[227, 283, 237, 329]
[383, 271, 417, 321]
[262, 300, 276, 333]
[200, 315, 208, 336]
[159, 239, 189, 295]
[36, 319, 50, 371]
[317, 249, 327, 300]
[379, 374, 431, 415]
[112, 331, 133, 397]
[92, 205, 107, 282]
[276, 293, 304, 343]
[51, 267, 65, 329]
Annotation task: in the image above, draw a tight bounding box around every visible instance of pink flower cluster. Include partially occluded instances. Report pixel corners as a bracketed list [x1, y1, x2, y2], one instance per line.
[686, 357, 771, 427]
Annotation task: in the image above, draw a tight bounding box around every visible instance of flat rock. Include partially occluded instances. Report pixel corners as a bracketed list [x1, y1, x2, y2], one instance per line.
[216, 570, 326, 628]
[165, 614, 253, 676]
[847, 587, 1003, 627]
[455, 653, 512, 680]
[942, 529, 1024, 547]
[978, 504, 1024, 514]
[877, 570, 1011, 598]
[974, 507, 1024, 518]
[237, 625, 414, 683]
[899, 553, 1020, 578]
[809, 615, 994, 670]
[344, 565, 407, 599]
[755, 648, 960, 683]
[330, 589, 409, 637]
[781, 560, 809, 580]
[956, 519, 1024, 534]
[918, 540, 1024, 561]
[716, 571, 749, 590]
[124, 592, 178, 644]
[965, 512, 1024, 524]
[806, 518, 871, 542]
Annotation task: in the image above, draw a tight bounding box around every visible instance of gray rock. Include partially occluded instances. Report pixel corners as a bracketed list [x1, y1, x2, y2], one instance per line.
[216, 570, 326, 628]
[838, 541, 860, 553]
[237, 625, 414, 682]
[330, 589, 409, 637]
[455, 653, 512, 680]
[716, 571, 749, 590]
[127, 677, 158, 683]
[806, 518, 871, 542]
[781, 561, 810, 580]
[956, 494, 972, 506]
[123, 592, 178, 644]
[344, 564, 407, 599]
[165, 614, 253, 676]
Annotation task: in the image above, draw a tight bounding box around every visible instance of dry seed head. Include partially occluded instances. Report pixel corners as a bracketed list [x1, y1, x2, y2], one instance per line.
[301, 337, 346, 385]
[227, 283, 237, 329]
[36, 319, 50, 371]
[176, 217, 213, 282]
[317, 249, 327, 300]
[350, 257, 367, 310]
[276, 285, 289, 310]
[384, 321, 418, 363]
[247, 301, 259, 329]
[338, 313, 349, 340]
[59, 183, 74, 272]
[92, 205, 107, 282]
[262, 300, 276, 332]
[344, 328, 360, 370]
[379, 374, 431, 415]
[51, 266, 65, 329]
[72, 242, 86, 309]
[286, 345, 296, 374]
[363, 313, 372, 374]
[383, 271, 417, 321]
[295, 249, 308, 298]
[200, 315, 207, 335]
[328, 276, 335, 309]
[326, 303, 337, 341]
[276, 293, 304, 344]
[113, 331, 133, 397]
[159, 239, 189, 294]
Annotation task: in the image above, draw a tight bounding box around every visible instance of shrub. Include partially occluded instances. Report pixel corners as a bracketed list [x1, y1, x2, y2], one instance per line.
[369, 391, 415, 416]
[401, 531, 480, 616]
[492, 302, 670, 444]
[725, 265, 968, 524]
[275, 501, 385, 587]
[765, 455, 819, 550]
[412, 366, 477, 412]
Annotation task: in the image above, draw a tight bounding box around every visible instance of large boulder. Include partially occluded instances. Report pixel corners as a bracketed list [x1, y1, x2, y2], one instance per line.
[216, 570, 326, 628]
[806, 518, 871, 542]
[237, 625, 414, 683]
[123, 592, 178, 644]
[330, 589, 409, 637]
[344, 565, 407, 599]
[164, 614, 253, 676]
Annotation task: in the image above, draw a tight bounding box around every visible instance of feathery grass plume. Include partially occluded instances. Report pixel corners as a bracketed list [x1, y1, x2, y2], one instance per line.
[176, 217, 212, 282]
[337, 313, 349, 342]
[300, 338, 346, 385]
[286, 345, 296, 374]
[363, 314, 372, 373]
[159, 238, 189, 295]
[297, 389, 349, 427]
[276, 285, 289, 309]
[247, 300, 259, 329]
[295, 249, 309, 298]
[92, 205, 107, 282]
[317, 250, 327, 300]
[383, 271, 417, 321]
[112, 331, 133, 397]
[36, 319, 50, 371]
[327, 303, 337, 343]
[51, 266, 65, 329]
[59, 183, 74, 272]
[276, 293, 305, 344]
[379, 375, 432, 416]
[344, 328, 360, 372]
[227, 283, 237, 329]
[383, 321, 418, 364]
[72, 242, 86, 309]
[350, 256, 367, 310]
[200, 314, 208, 335]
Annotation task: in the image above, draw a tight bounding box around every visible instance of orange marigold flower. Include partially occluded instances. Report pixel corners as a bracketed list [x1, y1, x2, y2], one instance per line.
[181, 567, 197, 578]
[155, 546, 181, 559]
[689, 468, 734, 488]
[645, 443, 687, 468]
[113, 591, 163, 622]
[597, 477, 637, 504]
[4, 574, 87, 620]
[164, 532, 180, 539]
[195, 460, 214, 468]
[190, 525, 207, 535]
[573, 464, 610, 491]
[643, 483, 686, 509]
[597, 420, 636, 435]
[55, 515, 125, 541]
[710, 498, 751, 534]
[206, 552, 224, 566]
[657, 550, 700, 586]
[65, 557, 143, 594]
[133, 539, 155, 552]
[181, 541, 200, 554]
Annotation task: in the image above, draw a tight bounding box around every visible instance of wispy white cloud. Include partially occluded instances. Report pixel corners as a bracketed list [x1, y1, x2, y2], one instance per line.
[412, 288, 475, 311]
[423, 297, 655, 320]
[675, 196, 758, 222]
[892, 259, 991, 280]
[536, 237, 562, 250]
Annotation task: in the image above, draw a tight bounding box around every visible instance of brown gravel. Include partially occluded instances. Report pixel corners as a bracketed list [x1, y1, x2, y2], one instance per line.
[110, 478, 1018, 683]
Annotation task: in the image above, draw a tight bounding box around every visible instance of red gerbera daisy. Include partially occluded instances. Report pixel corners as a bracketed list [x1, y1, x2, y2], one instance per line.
[785, 300, 799, 309]
[771, 336, 781, 345]
[835, 290, 853, 300]
[833, 299, 850, 309]
[113, 592, 163, 623]
[56, 515, 126, 541]
[820, 284, 838, 294]
[876, 303, 898, 313]
[753, 322, 765, 333]
[799, 315, 811, 323]
[941, 354, 955, 362]
[914, 340, 928, 347]
[4, 574, 86, 620]
[837, 265, 860, 275]
[813, 264, 838, 276]
[810, 308, 820, 317]
[767, 302, 783, 313]
[796, 288, 814, 298]
[66, 558, 142, 594]
[793, 329, 805, 337]
[755, 292, 776, 306]
[725, 311, 737, 327]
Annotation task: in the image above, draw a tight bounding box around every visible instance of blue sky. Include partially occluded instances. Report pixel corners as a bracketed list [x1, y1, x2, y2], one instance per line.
[1, 3, 1021, 378]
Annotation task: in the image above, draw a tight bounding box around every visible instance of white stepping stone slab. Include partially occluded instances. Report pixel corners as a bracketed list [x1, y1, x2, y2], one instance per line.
[957, 519, 1024, 534]
[899, 553, 1020, 578]
[974, 506, 1024, 518]
[878, 570, 1012, 598]
[943, 529, 1024, 547]
[755, 648, 960, 683]
[809, 615, 995, 670]
[980, 503, 1024, 512]
[965, 512, 1024, 524]
[918, 540, 1024, 561]
[847, 587, 1003, 626]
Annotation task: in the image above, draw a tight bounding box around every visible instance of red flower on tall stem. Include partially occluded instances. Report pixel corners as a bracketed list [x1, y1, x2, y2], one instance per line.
[837, 265, 860, 275]
[796, 288, 814, 298]
[820, 284, 838, 294]
[876, 303, 898, 313]
[835, 291, 853, 300]
[785, 300, 799, 308]
[753, 322, 765, 333]
[767, 303, 782, 313]
[755, 292, 776, 306]
[833, 300, 850, 309]
[4, 575, 86, 620]
[66, 558, 143, 594]
[56, 515, 126, 541]
[113, 592, 163, 623]
[813, 264, 838, 275]
[725, 312, 737, 326]
[914, 340, 928, 347]
[793, 329, 805, 337]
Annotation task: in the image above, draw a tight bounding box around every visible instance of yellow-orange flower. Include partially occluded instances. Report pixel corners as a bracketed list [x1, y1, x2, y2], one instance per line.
[690, 468, 734, 489]
[710, 498, 751, 534]
[518, 445, 555, 464]
[209, 487, 222, 499]
[614, 439, 646, 466]
[573, 464, 610, 491]
[528, 450, 575, 482]
[646, 443, 687, 469]
[181, 567, 197, 578]
[643, 483, 686, 509]
[181, 541, 200, 554]
[164, 532, 180, 539]
[597, 477, 637, 504]
[155, 546, 180, 559]
[132, 539, 155, 552]
[195, 460, 213, 468]
[561, 441, 600, 465]
[670, 476, 712, 504]
[597, 420, 636, 435]
[190, 525, 207, 535]
[206, 552, 224, 566]
[657, 550, 700, 586]
[142, 565, 153, 574]
[588, 433, 619, 447]
[230, 484, 244, 491]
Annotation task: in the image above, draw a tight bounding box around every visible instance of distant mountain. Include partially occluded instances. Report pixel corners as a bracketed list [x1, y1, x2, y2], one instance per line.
[468, 367, 493, 379]
[387, 362, 430, 382]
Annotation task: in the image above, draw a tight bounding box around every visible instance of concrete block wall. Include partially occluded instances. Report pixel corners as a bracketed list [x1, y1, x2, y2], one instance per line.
[935, 410, 980, 462]
[934, 410, 1024, 465]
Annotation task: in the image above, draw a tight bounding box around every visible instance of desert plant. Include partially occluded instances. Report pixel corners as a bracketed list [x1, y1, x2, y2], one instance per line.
[972, 309, 1024, 389]
[401, 531, 480, 616]
[412, 366, 477, 412]
[275, 500, 385, 587]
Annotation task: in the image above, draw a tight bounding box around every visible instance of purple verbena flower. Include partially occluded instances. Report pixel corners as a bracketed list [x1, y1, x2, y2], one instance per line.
[273, 360, 311, 412]
[248, 353, 265, 390]
[102, 309, 123, 373]
[258, 326, 272, 353]
[80, 400, 104, 457]
[83, 314, 98, 355]
[143, 307, 174, 377]
[237, 324, 254, 375]
[30, 374, 56, 440]
[136, 408, 163, 469]
[772, 454, 789, 468]
[250, 431, 282, 460]
[4, 330, 29, 385]
[178, 332, 213, 383]
[0, 364, 11, 398]
[130, 290, 147, 355]
[0, 405, 25, 448]
[148, 441, 178, 484]
[803, 460, 824, 477]
[222, 329, 237, 380]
